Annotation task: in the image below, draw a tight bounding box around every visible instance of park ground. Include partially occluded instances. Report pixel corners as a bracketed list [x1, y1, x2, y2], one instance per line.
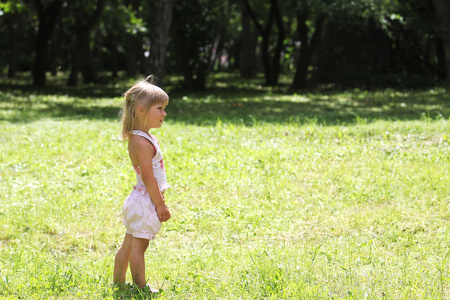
[0, 73, 449, 299]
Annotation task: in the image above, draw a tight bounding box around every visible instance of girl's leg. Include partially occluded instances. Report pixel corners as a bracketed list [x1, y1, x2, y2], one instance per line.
[113, 233, 133, 284]
[129, 237, 149, 288]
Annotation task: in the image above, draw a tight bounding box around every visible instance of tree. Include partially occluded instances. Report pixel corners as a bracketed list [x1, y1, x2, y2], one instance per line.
[169, 0, 228, 90]
[67, 0, 105, 86]
[432, 0, 450, 86]
[123, 0, 145, 77]
[242, 0, 285, 86]
[148, 0, 174, 87]
[239, 0, 257, 78]
[290, 0, 325, 90]
[270, 0, 285, 85]
[1, 2, 26, 78]
[33, 0, 63, 86]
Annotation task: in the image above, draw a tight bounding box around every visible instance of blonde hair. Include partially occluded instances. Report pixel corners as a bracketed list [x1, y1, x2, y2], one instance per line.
[119, 76, 169, 140]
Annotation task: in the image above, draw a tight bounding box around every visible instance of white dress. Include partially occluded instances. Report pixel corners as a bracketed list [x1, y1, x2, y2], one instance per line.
[121, 130, 170, 240]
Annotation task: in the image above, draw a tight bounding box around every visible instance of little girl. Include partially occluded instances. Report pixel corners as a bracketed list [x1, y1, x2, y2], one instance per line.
[113, 76, 171, 291]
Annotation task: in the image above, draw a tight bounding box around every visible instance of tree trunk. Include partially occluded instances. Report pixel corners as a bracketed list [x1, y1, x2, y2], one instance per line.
[68, 33, 86, 86]
[81, 38, 98, 84]
[149, 0, 174, 87]
[67, 0, 104, 86]
[125, 35, 139, 77]
[239, 1, 257, 78]
[110, 31, 118, 80]
[435, 36, 446, 79]
[432, 0, 450, 86]
[270, 0, 285, 86]
[49, 24, 61, 76]
[290, 5, 324, 90]
[260, 15, 273, 86]
[33, 0, 63, 86]
[211, 36, 224, 71]
[242, 0, 280, 86]
[291, 12, 310, 90]
[125, 0, 140, 77]
[8, 14, 18, 78]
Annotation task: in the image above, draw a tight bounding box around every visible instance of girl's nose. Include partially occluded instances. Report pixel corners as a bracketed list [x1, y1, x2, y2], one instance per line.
[163, 110, 167, 116]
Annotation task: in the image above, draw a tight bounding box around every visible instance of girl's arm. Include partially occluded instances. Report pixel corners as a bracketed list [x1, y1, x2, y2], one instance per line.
[133, 138, 171, 222]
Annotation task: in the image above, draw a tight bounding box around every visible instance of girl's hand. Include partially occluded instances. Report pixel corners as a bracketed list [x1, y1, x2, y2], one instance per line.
[156, 204, 171, 222]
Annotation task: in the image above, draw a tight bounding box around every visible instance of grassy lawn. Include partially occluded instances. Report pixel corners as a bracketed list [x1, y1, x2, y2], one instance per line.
[0, 74, 449, 299]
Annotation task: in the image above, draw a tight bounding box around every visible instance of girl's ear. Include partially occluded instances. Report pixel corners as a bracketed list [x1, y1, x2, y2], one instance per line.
[136, 105, 146, 115]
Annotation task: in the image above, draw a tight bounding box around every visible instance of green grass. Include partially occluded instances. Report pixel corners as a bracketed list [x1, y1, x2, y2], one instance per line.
[0, 75, 449, 299]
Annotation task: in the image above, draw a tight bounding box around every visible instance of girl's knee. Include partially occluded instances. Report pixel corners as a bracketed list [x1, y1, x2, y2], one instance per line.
[118, 234, 133, 253]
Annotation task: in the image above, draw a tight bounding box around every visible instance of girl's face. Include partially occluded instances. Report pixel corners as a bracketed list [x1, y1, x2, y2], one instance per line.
[144, 102, 167, 130]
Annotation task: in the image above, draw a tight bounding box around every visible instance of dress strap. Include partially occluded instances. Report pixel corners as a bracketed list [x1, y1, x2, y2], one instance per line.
[130, 130, 161, 153]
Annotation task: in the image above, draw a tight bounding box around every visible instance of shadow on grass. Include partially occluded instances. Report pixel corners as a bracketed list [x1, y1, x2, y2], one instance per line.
[0, 83, 125, 99]
[168, 85, 450, 125]
[0, 81, 449, 126]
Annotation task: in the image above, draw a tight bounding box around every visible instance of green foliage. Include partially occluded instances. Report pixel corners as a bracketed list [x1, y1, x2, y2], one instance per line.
[0, 0, 27, 14]
[315, 0, 441, 86]
[0, 78, 449, 298]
